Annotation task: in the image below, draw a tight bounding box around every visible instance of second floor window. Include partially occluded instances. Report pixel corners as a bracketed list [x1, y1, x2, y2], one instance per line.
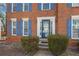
[23, 3, 29, 11]
[11, 3, 31, 12]
[72, 3, 79, 7]
[42, 3, 51, 10]
[13, 3, 16, 12]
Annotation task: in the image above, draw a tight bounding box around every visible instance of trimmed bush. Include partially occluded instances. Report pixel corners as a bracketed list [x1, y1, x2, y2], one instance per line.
[21, 36, 39, 55]
[48, 34, 69, 56]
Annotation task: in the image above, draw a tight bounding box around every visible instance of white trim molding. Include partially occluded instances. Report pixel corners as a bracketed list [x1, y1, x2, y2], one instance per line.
[37, 16, 55, 38]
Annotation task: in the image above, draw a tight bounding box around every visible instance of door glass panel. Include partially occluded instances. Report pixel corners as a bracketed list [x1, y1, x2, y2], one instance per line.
[42, 20, 50, 38]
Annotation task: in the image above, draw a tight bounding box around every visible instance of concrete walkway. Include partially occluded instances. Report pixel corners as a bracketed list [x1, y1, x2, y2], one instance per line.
[34, 49, 53, 56]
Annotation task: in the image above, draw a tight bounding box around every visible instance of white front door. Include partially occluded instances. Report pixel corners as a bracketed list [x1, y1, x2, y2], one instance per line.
[37, 17, 55, 38]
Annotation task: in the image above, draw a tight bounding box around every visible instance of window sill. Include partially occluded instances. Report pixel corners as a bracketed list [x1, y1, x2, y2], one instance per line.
[72, 6, 79, 8]
[71, 38, 79, 40]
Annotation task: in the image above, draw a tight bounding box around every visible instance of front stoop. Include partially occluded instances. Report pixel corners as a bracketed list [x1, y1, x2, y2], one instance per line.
[39, 39, 48, 49]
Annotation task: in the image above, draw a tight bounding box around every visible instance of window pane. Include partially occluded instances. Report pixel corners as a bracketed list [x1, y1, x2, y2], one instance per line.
[13, 3, 16, 11]
[24, 21, 28, 33]
[13, 21, 16, 34]
[43, 3, 49, 10]
[73, 33, 78, 38]
[73, 19, 79, 25]
[73, 3, 79, 7]
[13, 22, 16, 26]
[13, 28, 16, 34]
[24, 3, 29, 11]
[73, 19, 79, 38]
[16, 3, 23, 11]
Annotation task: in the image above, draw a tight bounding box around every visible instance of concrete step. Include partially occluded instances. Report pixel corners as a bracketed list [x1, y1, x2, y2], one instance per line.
[39, 45, 48, 49]
[39, 39, 48, 49]
[39, 39, 48, 42]
[39, 43, 48, 46]
[39, 41, 48, 46]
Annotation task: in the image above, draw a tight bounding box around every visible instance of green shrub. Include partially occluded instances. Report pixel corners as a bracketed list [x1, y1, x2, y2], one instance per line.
[21, 36, 39, 54]
[48, 34, 69, 56]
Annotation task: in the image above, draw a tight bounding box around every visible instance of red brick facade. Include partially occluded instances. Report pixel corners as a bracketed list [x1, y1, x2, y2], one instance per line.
[6, 3, 79, 47]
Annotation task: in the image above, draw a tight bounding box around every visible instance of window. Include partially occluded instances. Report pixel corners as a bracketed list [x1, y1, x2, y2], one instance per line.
[22, 18, 28, 36]
[72, 15, 79, 39]
[23, 3, 29, 11]
[13, 3, 16, 12]
[11, 18, 17, 36]
[72, 3, 79, 7]
[12, 3, 30, 12]
[11, 3, 16, 12]
[41, 3, 51, 10]
[12, 3, 23, 12]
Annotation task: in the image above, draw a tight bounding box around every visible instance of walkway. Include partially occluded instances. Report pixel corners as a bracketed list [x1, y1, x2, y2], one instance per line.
[34, 49, 53, 56]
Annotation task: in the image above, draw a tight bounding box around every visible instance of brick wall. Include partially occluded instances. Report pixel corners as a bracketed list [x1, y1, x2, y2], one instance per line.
[6, 3, 79, 47]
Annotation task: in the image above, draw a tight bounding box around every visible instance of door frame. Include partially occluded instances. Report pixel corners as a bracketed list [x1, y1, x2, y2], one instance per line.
[37, 16, 55, 38]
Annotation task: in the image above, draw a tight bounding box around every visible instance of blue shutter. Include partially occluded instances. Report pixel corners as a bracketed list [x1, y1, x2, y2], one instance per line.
[8, 20, 12, 35]
[28, 19, 32, 36]
[51, 3, 55, 10]
[29, 3, 32, 11]
[67, 3, 72, 7]
[16, 3, 22, 11]
[19, 19, 23, 36]
[67, 19, 71, 38]
[38, 3, 41, 11]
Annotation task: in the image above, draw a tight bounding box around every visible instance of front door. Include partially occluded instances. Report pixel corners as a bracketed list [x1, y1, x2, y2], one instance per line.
[42, 20, 50, 38]
[37, 17, 55, 39]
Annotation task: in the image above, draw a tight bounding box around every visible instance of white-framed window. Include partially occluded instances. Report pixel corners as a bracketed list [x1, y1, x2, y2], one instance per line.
[23, 3, 29, 12]
[22, 18, 29, 36]
[11, 18, 17, 36]
[71, 15, 79, 39]
[12, 3, 30, 12]
[41, 3, 51, 10]
[11, 3, 17, 12]
[72, 3, 79, 7]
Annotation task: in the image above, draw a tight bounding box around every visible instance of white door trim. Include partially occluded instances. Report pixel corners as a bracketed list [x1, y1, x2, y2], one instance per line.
[37, 16, 55, 38]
